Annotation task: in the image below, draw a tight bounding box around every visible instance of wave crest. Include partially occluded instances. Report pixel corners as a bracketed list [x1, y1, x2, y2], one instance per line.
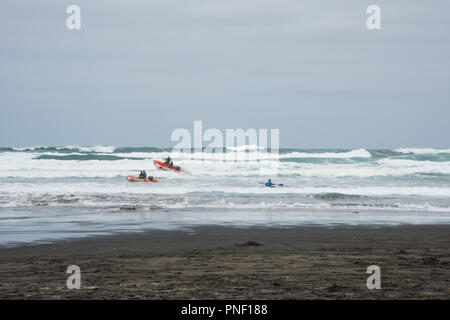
[394, 148, 450, 155]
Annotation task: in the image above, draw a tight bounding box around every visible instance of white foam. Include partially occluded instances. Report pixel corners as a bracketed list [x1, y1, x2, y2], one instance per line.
[394, 148, 450, 155]
[67, 145, 117, 153]
[1, 146, 449, 246]
[281, 149, 372, 159]
[1, 182, 449, 198]
[3, 191, 450, 212]
[9, 145, 117, 153]
[1, 150, 449, 178]
[226, 145, 265, 152]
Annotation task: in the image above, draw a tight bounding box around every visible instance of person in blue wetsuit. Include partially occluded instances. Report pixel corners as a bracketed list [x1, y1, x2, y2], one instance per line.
[265, 179, 275, 188]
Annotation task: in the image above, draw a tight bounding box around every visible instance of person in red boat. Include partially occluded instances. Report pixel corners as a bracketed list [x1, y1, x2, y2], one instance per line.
[138, 170, 147, 179]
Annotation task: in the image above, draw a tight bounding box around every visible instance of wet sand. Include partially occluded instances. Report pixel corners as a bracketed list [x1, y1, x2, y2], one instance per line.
[0, 225, 449, 299]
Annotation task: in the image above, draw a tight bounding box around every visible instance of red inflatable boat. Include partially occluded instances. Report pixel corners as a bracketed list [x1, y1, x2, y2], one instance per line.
[153, 160, 183, 173]
[127, 175, 159, 183]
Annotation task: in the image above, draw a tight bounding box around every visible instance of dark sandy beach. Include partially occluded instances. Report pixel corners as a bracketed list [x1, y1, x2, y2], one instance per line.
[0, 225, 449, 299]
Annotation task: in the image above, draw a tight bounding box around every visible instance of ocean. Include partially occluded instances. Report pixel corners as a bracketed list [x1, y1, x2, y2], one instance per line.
[1, 146, 449, 246]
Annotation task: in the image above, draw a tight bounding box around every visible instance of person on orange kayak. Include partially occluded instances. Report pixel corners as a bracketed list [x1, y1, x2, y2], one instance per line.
[164, 156, 171, 165]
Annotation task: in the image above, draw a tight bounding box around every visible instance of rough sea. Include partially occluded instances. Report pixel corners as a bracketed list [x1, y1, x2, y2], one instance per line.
[1, 146, 449, 246]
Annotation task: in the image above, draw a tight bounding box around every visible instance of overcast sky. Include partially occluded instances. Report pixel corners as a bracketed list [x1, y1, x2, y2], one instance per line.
[0, 0, 449, 148]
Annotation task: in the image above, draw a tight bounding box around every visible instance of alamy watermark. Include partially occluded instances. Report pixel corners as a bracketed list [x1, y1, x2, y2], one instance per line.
[169, 121, 280, 174]
[65, 5, 381, 31]
[66, 265, 81, 289]
[170, 120, 278, 165]
[366, 265, 381, 290]
[66, 5, 81, 30]
[367, 5, 382, 30]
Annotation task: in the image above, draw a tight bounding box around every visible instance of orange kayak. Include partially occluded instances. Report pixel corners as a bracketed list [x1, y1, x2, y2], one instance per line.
[127, 175, 159, 183]
[153, 160, 183, 173]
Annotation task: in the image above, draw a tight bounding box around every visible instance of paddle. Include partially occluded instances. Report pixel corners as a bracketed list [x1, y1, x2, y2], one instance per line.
[259, 182, 284, 187]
